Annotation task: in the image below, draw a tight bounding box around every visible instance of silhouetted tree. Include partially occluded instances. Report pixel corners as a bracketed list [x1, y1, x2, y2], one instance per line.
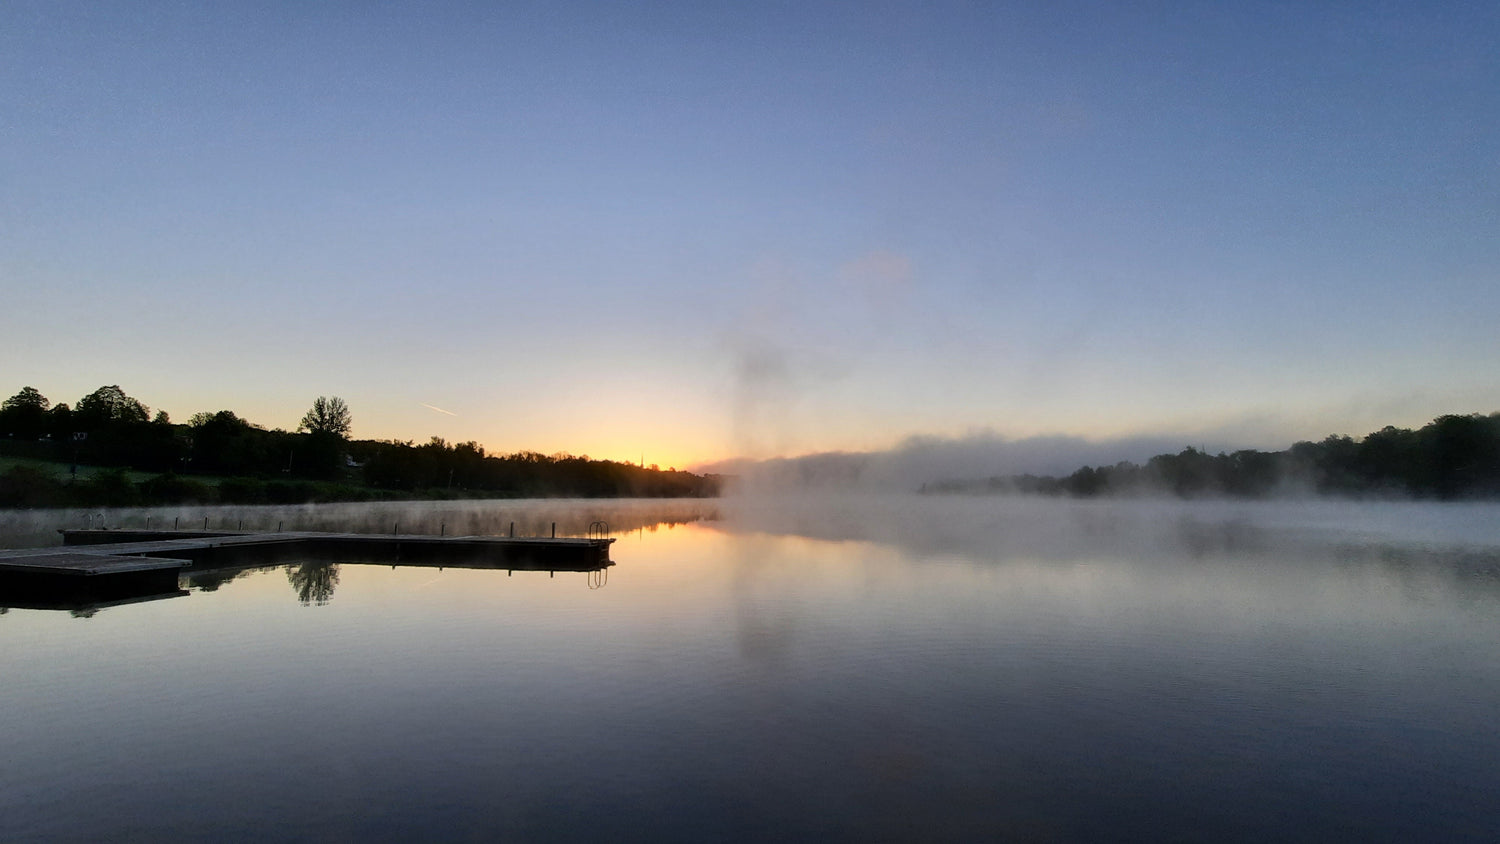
[74, 385, 149, 429]
[299, 396, 352, 438]
[68, 386, 163, 468]
[1354, 425, 1419, 492]
[188, 410, 270, 475]
[1421, 413, 1500, 498]
[0, 386, 50, 439]
[45, 403, 73, 439]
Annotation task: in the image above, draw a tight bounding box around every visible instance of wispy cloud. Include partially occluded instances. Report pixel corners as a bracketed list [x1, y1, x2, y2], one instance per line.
[421, 403, 457, 416]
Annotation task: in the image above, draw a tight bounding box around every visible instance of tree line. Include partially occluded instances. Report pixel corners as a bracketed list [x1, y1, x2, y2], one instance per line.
[0, 385, 720, 507]
[922, 413, 1500, 500]
[352, 438, 713, 498]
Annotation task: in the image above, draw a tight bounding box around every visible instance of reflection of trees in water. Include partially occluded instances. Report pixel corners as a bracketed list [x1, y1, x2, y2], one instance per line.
[287, 562, 339, 606]
[189, 566, 264, 592]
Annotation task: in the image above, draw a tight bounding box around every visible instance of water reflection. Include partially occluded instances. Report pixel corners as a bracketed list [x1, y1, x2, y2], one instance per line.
[287, 562, 340, 606]
[0, 571, 191, 616]
[709, 495, 1500, 601]
[587, 567, 609, 590]
[4, 497, 1500, 840]
[180, 554, 618, 608]
[10, 495, 1500, 619]
[188, 566, 260, 593]
[0, 498, 721, 550]
[715, 494, 1500, 556]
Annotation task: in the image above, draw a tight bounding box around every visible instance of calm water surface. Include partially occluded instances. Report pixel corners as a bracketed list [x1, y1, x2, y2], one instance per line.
[2, 496, 1499, 841]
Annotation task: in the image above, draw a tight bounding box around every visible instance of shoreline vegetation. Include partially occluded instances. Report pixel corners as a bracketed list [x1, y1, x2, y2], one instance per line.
[922, 412, 1500, 500]
[0, 385, 721, 509]
[5, 385, 1498, 509]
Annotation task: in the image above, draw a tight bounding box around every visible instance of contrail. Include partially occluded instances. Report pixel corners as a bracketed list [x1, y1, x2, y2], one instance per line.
[421, 403, 457, 416]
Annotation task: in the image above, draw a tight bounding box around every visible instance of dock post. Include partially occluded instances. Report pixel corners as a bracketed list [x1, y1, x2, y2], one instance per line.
[440, 523, 445, 537]
[175, 517, 179, 531]
[509, 521, 514, 538]
[394, 522, 399, 535]
[277, 521, 283, 532]
[204, 516, 208, 530]
[551, 522, 556, 538]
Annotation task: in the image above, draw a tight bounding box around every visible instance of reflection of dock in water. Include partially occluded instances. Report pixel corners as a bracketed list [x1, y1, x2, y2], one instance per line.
[0, 549, 191, 612]
[0, 529, 615, 610]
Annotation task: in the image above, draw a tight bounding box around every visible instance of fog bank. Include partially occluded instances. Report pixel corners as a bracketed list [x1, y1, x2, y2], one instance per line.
[699, 431, 1233, 493]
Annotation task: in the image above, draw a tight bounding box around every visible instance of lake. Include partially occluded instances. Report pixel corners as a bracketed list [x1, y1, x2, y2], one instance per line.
[3, 496, 1499, 841]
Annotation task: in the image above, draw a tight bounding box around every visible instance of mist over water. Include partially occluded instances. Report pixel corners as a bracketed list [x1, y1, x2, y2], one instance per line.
[715, 492, 1500, 559]
[4, 494, 1500, 840]
[703, 432, 1201, 491]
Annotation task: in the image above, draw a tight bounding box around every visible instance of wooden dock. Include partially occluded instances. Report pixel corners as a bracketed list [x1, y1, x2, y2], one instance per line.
[56, 529, 615, 569]
[0, 529, 615, 607]
[0, 548, 190, 606]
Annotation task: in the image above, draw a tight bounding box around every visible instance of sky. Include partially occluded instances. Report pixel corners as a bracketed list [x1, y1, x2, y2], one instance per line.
[2, 1, 1497, 472]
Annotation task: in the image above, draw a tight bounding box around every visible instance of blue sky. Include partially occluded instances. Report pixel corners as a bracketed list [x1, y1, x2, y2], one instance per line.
[2, 1, 1496, 468]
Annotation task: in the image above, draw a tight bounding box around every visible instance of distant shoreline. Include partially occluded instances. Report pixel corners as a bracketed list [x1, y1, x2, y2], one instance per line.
[0, 451, 721, 510]
[1, 385, 721, 508]
[920, 412, 1500, 501]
